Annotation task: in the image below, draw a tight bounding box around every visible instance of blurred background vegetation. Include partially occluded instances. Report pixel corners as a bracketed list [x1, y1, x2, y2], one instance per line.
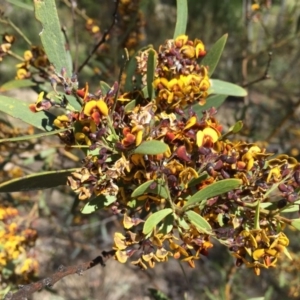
[1, 0, 300, 299]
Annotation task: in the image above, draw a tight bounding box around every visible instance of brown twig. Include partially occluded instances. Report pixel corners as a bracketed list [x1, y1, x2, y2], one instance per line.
[265, 97, 300, 144]
[77, 0, 121, 73]
[4, 250, 116, 300]
[224, 264, 237, 300]
[242, 51, 272, 87]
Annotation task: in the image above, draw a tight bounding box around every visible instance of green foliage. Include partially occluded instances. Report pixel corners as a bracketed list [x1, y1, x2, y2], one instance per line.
[0, 95, 55, 131]
[131, 179, 169, 199]
[148, 288, 170, 300]
[209, 79, 247, 97]
[0, 169, 77, 192]
[143, 208, 172, 235]
[173, 0, 188, 39]
[81, 194, 117, 214]
[0, 79, 36, 91]
[202, 34, 228, 76]
[146, 49, 156, 100]
[183, 179, 242, 208]
[133, 140, 169, 155]
[185, 210, 212, 233]
[33, 0, 72, 76]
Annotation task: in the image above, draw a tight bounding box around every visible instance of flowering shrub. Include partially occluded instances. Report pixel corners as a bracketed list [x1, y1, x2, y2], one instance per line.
[1, 0, 300, 298]
[26, 32, 300, 276]
[0, 205, 38, 284]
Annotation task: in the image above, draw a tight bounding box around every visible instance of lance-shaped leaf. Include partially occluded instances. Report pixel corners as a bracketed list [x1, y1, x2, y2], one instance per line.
[202, 34, 228, 77]
[189, 94, 227, 118]
[173, 0, 188, 39]
[146, 49, 156, 100]
[0, 95, 55, 131]
[0, 127, 71, 143]
[131, 179, 169, 199]
[183, 178, 241, 209]
[133, 140, 169, 155]
[81, 195, 116, 214]
[124, 51, 142, 92]
[5, 0, 33, 11]
[100, 81, 111, 95]
[159, 213, 174, 234]
[0, 79, 36, 92]
[143, 208, 172, 235]
[125, 99, 136, 113]
[33, 0, 72, 76]
[185, 210, 212, 233]
[231, 120, 243, 133]
[148, 288, 171, 300]
[0, 169, 78, 192]
[64, 95, 82, 111]
[291, 219, 300, 231]
[209, 79, 247, 97]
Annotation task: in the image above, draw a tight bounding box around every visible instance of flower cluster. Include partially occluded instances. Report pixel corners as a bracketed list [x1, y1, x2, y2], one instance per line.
[0, 205, 38, 285]
[0, 33, 14, 62]
[15, 46, 50, 80]
[30, 35, 300, 275]
[117, 0, 145, 54]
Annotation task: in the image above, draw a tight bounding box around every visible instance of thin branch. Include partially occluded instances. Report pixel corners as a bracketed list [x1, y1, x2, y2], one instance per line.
[242, 51, 272, 87]
[0, 17, 32, 46]
[61, 0, 90, 20]
[265, 98, 300, 143]
[77, 0, 121, 73]
[4, 250, 115, 300]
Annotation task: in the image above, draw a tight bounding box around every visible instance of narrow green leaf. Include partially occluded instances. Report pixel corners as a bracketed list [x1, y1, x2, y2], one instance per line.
[148, 288, 171, 300]
[280, 202, 300, 213]
[143, 208, 172, 235]
[124, 99, 136, 113]
[142, 86, 149, 99]
[246, 298, 265, 300]
[124, 55, 137, 91]
[33, 0, 72, 76]
[131, 179, 169, 199]
[291, 219, 300, 231]
[202, 34, 228, 77]
[146, 49, 156, 100]
[133, 140, 168, 155]
[0, 127, 70, 143]
[190, 94, 228, 118]
[64, 95, 82, 111]
[159, 213, 174, 234]
[188, 172, 209, 188]
[0, 95, 55, 131]
[217, 213, 224, 227]
[173, 0, 188, 39]
[183, 179, 241, 209]
[231, 120, 243, 133]
[100, 81, 111, 95]
[0, 169, 77, 192]
[0, 79, 36, 92]
[254, 201, 261, 229]
[81, 195, 116, 214]
[5, 0, 33, 11]
[177, 217, 190, 230]
[185, 210, 212, 233]
[209, 79, 247, 97]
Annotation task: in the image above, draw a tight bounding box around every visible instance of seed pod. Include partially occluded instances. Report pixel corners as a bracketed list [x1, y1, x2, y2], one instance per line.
[287, 193, 298, 203]
[294, 170, 300, 185]
[221, 169, 230, 179]
[277, 199, 287, 209]
[278, 183, 289, 193]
